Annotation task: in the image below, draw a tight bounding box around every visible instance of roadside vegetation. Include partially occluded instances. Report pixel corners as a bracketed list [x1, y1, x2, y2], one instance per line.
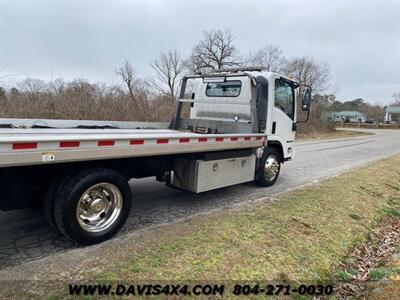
[366, 243, 400, 299]
[336, 219, 400, 299]
[296, 128, 373, 141]
[25, 155, 396, 299]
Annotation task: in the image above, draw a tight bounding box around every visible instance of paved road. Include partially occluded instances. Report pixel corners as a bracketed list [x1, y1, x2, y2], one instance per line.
[0, 128, 399, 269]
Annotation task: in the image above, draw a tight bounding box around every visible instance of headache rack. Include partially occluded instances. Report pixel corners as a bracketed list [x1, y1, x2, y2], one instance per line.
[171, 68, 262, 130]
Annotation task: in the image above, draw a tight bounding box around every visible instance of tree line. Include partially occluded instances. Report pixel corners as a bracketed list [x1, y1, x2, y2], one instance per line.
[0, 29, 397, 125]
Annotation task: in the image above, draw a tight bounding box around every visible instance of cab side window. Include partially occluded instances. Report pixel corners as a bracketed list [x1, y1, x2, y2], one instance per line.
[274, 79, 294, 120]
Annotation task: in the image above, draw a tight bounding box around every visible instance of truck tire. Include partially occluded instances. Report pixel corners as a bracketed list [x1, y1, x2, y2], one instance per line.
[51, 168, 132, 245]
[44, 175, 69, 231]
[255, 148, 281, 187]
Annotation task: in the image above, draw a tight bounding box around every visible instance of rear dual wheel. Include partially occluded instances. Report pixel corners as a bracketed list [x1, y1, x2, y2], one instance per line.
[44, 168, 132, 245]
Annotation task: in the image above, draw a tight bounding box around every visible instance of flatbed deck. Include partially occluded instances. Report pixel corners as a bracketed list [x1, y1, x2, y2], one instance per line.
[0, 128, 265, 167]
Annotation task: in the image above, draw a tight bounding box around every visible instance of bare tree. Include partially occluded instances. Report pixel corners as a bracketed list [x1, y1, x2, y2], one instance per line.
[51, 78, 66, 96]
[189, 29, 240, 72]
[0, 67, 13, 80]
[19, 78, 47, 95]
[281, 57, 330, 93]
[391, 91, 400, 106]
[115, 60, 136, 101]
[115, 60, 146, 115]
[0, 87, 6, 99]
[151, 49, 186, 99]
[248, 44, 284, 72]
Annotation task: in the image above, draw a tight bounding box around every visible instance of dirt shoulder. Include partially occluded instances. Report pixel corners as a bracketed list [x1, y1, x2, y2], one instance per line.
[0, 156, 399, 299]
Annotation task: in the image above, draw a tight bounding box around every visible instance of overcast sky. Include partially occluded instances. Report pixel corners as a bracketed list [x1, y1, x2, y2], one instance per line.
[0, 0, 399, 105]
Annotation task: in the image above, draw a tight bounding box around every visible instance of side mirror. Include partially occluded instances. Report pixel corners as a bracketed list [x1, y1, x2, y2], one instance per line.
[302, 89, 311, 111]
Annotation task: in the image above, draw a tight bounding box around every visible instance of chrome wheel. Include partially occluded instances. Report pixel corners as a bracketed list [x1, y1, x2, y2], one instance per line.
[76, 183, 123, 233]
[264, 154, 280, 181]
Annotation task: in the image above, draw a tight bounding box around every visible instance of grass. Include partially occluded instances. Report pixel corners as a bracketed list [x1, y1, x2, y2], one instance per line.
[335, 268, 358, 282]
[82, 156, 400, 285]
[368, 267, 400, 281]
[296, 129, 372, 141]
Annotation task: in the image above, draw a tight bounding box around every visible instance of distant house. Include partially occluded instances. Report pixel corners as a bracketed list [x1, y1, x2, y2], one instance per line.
[384, 106, 400, 123]
[322, 111, 366, 123]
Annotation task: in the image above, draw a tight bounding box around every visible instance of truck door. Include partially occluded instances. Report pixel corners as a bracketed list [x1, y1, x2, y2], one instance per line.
[270, 78, 296, 158]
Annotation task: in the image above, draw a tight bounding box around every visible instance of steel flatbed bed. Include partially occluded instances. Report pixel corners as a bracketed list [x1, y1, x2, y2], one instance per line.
[0, 128, 265, 167]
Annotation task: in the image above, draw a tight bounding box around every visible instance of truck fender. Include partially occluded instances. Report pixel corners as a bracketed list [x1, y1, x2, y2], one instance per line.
[267, 142, 284, 162]
[255, 141, 284, 172]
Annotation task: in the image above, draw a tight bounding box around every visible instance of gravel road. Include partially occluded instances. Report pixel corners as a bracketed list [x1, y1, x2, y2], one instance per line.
[0, 128, 399, 270]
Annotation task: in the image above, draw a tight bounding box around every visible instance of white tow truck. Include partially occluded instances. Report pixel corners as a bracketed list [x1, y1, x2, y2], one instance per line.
[0, 68, 311, 244]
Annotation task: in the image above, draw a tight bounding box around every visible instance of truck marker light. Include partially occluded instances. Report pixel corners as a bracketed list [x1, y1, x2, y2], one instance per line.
[179, 138, 190, 143]
[256, 136, 263, 140]
[157, 139, 169, 144]
[130, 139, 144, 145]
[98, 140, 115, 146]
[198, 137, 208, 142]
[12, 142, 38, 150]
[215, 137, 224, 142]
[230, 137, 238, 141]
[60, 141, 80, 148]
[244, 136, 251, 141]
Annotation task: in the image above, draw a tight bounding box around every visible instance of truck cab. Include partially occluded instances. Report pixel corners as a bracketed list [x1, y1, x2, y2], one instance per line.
[172, 68, 311, 171]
